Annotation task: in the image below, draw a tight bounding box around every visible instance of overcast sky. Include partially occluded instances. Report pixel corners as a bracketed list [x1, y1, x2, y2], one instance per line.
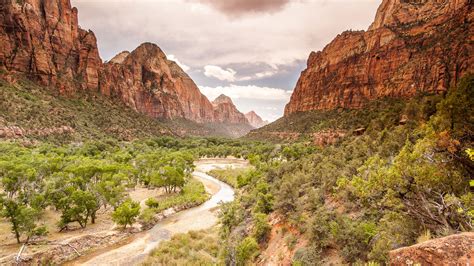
[72, 0, 381, 121]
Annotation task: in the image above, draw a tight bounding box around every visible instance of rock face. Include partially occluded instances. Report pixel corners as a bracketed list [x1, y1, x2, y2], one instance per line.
[285, 0, 473, 115]
[245, 111, 268, 128]
[212, 94, 249, 124]
[0, 0, 102, 93]
[101, 43, 216, 122]
[389, 232, 474, 265]
[0, 0, 254, 129]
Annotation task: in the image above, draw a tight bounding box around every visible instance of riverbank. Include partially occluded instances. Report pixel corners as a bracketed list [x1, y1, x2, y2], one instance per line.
[67, 158, 242, 266]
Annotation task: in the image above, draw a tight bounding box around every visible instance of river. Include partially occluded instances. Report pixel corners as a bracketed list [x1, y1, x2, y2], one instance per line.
[72, 158, 244, 266]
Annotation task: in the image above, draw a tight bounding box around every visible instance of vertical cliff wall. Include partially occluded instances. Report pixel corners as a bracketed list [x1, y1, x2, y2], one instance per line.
[285, 0, 473, 115]
[0, 0, 257, 127]
[0, 0, 102, 93]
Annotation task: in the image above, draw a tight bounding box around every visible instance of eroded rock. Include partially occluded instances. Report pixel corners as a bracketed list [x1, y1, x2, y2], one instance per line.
[285, 0, 473, 115]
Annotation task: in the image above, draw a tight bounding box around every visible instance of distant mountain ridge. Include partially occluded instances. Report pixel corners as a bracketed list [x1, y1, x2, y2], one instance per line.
[245, 111, 268, 128]
[212, 94, 249, 125]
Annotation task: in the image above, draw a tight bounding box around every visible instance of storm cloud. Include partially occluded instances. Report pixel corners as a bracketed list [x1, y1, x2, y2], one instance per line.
[196, 0, 291, 17]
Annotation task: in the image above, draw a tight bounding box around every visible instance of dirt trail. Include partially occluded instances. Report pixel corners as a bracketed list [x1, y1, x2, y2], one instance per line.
[70, 158, 243, 266]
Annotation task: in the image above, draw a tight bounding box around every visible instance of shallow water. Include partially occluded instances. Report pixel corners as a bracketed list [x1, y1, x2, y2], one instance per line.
[76, 158, 239, 266]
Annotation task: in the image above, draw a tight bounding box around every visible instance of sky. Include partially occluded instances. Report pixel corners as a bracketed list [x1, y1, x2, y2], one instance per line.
[71, 0, 381, 122]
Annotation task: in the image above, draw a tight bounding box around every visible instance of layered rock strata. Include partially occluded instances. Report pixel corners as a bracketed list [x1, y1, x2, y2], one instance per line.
[285, 0, 473, 115]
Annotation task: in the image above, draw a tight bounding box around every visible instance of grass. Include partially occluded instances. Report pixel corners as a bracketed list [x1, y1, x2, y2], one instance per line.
[208, 167, 251, 188]
[155, 179, 209, 212]
[140, 179, 210, 225]
[143, 228, 220, 266]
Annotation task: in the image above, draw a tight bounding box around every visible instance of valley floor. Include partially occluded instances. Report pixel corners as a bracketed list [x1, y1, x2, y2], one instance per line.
[66, 158, 244, 266]
[0, 186, 161, 262]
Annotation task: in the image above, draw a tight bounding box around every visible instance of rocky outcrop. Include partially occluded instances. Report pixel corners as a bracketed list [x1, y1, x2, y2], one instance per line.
[245, 111, 268, 128]
[389, 232, 474, 265]
[0, 125, 74, 138]
[101, 43, 216, 122]
[0, 0, 102, 93]
[212, 94, 249, 124]
[312, 130, 346, 146]
[285, 0, 473, 115]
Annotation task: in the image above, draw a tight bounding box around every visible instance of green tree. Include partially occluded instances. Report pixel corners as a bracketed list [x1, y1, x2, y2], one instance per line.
[56, 189, 99, 230]
[0, 196, 46, 243]
[112, 199, 141, 228]
[252, 212, 271, 242]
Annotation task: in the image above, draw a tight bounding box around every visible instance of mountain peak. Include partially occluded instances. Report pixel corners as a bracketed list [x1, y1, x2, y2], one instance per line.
[245, 111, 268, 128]
[131, 42, 167, 60]
[109, 51, 130, 64]
[284, 0, 472, 115]
[213, 94, 234, 105]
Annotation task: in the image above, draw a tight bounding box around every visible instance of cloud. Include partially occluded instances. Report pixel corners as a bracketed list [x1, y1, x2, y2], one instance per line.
[199, 84, 291, 101]
[167, 54, 190, 71]
[71, 0, 381, 121]
[255, 70, 278, 79]
[196, 0, 291, 17]
[204, 65, 237, 81]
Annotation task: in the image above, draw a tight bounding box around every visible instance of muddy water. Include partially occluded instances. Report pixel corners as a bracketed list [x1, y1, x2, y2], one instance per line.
[75, 158, 243, 266]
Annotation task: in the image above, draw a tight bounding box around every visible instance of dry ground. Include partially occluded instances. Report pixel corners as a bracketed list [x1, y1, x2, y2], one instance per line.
[0, 186, 163, 261]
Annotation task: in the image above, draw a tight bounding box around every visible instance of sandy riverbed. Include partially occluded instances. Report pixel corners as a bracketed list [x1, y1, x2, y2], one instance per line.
[69, 158, 244, 266]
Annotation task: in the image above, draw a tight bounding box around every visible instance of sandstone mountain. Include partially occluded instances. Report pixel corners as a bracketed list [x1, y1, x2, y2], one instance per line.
[284, 0, 473, 115]
[245, 111, 268, 128]
[0, 0, 102, 93]
[0, 0, 252, 134]
[212, 94, 249, 125]
[101, 43, 216, 122]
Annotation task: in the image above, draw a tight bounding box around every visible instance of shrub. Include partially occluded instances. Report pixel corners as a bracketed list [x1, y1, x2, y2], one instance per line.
[112, 199, 140, 228]
[145, 197, 159, 208]
[236, 237, 259, 265]
[253, 212, 271, 242]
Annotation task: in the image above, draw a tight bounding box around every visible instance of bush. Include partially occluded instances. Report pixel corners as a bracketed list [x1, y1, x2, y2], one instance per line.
[145, 197, 159, 208]
[236, 237, 259, 265]
[253, 212, 271, 242]
[285, 234, 298, 250]
[112, 199, 140, 228]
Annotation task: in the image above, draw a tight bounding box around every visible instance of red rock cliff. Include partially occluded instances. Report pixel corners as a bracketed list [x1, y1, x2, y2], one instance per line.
[285, 0, 473, 115]
[212, 94, 249, 124]
[0, 0, 249, 126]
[101, 43, 216, 122]
[0, 0, 102, 93]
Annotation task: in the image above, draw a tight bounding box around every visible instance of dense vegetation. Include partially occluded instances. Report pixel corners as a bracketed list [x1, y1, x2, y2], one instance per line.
[0, 79, 170, 142]
[1, 75, 472, 265]
[0, 137, 270, 245]
[218, 75, 473, 264]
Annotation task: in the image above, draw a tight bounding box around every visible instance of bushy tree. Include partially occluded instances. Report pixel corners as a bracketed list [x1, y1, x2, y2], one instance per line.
[56, 189, 99, 230]
[112, 199, 140, 228]
[0, 196, 46, 243]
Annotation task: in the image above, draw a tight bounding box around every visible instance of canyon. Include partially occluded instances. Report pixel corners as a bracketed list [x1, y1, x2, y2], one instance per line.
[284, 0, 473, 115]
[0, 0, 257, 134]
